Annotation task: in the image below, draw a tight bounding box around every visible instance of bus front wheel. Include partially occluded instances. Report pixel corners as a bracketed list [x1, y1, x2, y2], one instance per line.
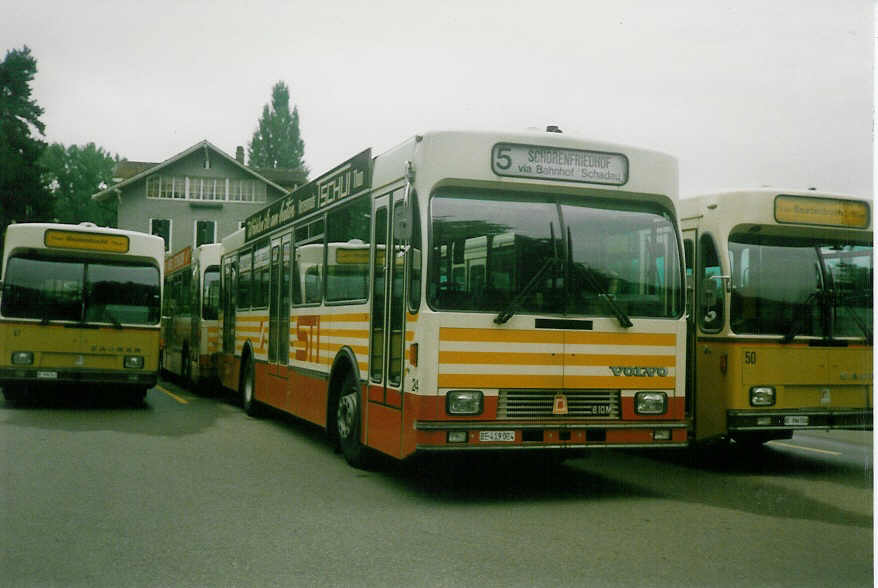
[336, 372, 368, 468]
[241, 359, 261, 418]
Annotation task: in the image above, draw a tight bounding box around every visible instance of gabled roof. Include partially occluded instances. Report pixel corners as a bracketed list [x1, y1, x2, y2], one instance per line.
[113, 160, 157, 181]
[91, 140, 290, 201]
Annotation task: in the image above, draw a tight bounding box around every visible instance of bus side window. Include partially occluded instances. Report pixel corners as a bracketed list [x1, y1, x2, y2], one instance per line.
[304, 266, 322, 303]
[698, 234, 724, 332]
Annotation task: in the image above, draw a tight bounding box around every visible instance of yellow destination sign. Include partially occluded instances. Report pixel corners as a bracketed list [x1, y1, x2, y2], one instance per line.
[44, 229, 129, 253]
[775, 195, 869, 229]
[335, 248, 370, 265]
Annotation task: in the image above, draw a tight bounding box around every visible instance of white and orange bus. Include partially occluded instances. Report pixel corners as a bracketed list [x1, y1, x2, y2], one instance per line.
[217, 128, 688, 466]
[681, 189, 872, 445]
[0, 222, 164, 405]
[161, 243, 222, 389]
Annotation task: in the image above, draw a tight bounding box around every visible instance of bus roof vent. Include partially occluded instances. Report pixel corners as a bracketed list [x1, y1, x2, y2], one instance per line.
[546, 125, 563, 133]
[78, 222, 98, 227]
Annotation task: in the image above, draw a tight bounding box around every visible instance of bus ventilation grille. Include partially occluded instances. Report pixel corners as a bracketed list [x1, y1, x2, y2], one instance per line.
[498, 389, 621, 419]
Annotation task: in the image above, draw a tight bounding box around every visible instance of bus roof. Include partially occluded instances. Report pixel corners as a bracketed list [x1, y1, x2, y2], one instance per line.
[680, 188, 872, 234]
[2, 222, 165, 266]
[374, 128, 678, 201]
[240, 128, 679, 245]
[679, 188, 872, 240]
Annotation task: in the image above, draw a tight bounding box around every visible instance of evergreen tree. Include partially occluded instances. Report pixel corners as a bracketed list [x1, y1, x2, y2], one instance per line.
[0, 46, 52, 234]
[248, 81, 307, 172]
[41, 142, 118, 227]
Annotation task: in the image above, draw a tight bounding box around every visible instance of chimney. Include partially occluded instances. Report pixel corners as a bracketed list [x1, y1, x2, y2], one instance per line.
[235, 146, 245, 164]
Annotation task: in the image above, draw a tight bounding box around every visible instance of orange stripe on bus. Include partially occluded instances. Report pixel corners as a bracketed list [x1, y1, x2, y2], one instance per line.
[565, 354, 675, 367]
[321, 329, 369, 338]
[437, 374, 675, 389]
[324, 313, 370, 322]
[440, 351, 563, 366]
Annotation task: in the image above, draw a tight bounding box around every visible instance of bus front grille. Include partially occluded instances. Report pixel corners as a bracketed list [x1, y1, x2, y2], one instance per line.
[498, 389, 621, 419]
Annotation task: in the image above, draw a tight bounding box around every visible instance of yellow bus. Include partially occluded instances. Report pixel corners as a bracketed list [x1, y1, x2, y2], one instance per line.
[680, 189, 872, 445]
[0, 222, 164, 405]
[216, 128, 688, 466]
[161, 243, 222, 389]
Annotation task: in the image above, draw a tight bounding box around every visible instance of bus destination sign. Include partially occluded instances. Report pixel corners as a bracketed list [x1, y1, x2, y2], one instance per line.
[44, 229, 129, 253]
[165, 246, 191, 274]
[774, 195, 870, 229]
[491, 143, 628, 186]
[245, 149, 372, 241]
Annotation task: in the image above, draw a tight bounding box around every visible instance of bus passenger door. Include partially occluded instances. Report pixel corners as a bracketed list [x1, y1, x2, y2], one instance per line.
[267, 235, 292, 397]
[683, 229, 696, 422]
[367, 190, 407, 458]
[219, 257, 237, 388]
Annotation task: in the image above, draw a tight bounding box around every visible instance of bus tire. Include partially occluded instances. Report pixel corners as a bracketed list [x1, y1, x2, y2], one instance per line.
[128, 387, 147, 406]
[241, 358, 261, 418]
[181, 345, 191, 387]
[336, 371, 368, 468]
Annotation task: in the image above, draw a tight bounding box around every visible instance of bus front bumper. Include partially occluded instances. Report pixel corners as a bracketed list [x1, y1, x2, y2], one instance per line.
[727, 409, 873, 431]
[413, 421, 689, 451]
[0, 368, 157, 389]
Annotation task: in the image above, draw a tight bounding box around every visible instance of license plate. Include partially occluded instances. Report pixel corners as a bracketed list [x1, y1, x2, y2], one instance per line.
[36, 371, 58, 379]
[784, 416, 809, 426]
[479, 431, 515, 442]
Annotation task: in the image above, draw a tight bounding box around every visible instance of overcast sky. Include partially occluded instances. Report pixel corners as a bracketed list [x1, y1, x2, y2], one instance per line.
[4, 0, 874, 198]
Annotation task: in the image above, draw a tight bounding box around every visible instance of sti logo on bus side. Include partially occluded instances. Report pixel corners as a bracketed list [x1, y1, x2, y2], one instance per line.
[609, 367, 669, 377]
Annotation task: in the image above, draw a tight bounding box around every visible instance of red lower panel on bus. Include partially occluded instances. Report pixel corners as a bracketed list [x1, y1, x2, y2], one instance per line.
[291, 368, 329, 427]
[366, 400, 403, 459]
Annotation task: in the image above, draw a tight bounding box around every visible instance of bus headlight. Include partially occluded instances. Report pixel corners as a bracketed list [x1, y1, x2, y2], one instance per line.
[124, 355, 144, 369]
[11, 351, 33, 365]
[446, 390, 483, 415]
[750, 386, 775, 406]
[635, 391, 667, 415]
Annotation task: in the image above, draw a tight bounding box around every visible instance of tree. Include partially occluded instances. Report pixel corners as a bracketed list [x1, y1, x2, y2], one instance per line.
[0, 46, 52, 235]
[248, 81, 307, 172]
[41, 142, 118, 227]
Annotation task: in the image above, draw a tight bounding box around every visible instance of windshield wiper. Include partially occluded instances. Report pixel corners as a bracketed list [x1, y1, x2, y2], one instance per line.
[578, 264, 634, 328]
[567, 227, 632, 328]
[781, 291, 821, 344]
[494, 256, 561, 325]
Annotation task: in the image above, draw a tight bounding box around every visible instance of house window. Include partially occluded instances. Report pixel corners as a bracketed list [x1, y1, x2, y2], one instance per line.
[146, 175, 160, 198]
[189, 177, 201, 200]
[147, 175, 262, 202]
[150, 218, 171, 252]
[195, 220, 216, 247]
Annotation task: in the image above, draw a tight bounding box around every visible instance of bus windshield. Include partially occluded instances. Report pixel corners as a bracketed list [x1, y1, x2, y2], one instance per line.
[428, 189, 683, 319]
[729, 235, 873, 339]
[1, 254, 161, 325]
